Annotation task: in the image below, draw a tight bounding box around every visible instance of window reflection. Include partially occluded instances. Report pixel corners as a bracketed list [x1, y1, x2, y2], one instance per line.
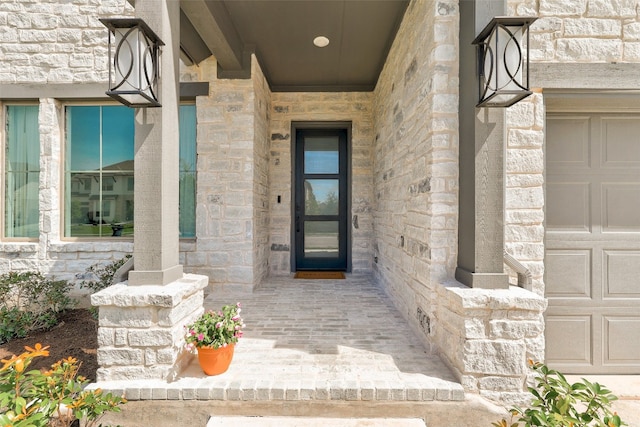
[304, 221, 339, 258]
[304, 180, 339, 215]
[66, 106, 135, 237]
[304, 136, 339, 174]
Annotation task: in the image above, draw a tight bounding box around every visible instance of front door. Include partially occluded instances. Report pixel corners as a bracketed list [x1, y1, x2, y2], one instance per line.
[294, 128, 348, 271]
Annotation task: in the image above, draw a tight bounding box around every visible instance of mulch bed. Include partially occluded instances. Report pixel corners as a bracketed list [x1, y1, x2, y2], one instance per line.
[0, 309, 99, 382]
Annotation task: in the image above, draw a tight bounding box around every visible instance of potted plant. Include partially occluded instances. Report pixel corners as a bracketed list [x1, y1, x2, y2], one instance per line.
[184, 303, 244, 375]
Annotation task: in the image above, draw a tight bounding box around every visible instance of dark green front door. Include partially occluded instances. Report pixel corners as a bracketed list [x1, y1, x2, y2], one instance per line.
[294, 129, 348, 271]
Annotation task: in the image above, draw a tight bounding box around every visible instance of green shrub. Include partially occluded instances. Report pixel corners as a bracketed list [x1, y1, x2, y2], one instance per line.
[493, 361, 625, 427]
[0, 343, 125, 427]
[79, 255, 131, 318]
[0, 272, 75, 344]
[79, 255, 131, 294]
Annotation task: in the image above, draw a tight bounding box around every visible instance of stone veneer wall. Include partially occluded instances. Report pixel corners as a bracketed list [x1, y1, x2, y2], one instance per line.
[251, 58, 272, 286]
[372, 0, 459, 351]
[0, 0, 132, 83]
[180, 57, 268, 288]
[504, 93, 546, 297]
[509, 0, 640, 62]
[268, 92, 375, 275]
[0, 0, 268, 288]
[0, 0, 136, 281]
[372, 0, 547, 405]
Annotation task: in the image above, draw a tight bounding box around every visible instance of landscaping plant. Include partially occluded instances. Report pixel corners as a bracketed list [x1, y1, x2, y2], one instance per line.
[493, 361, 625, 427]
[0, 343, 126, 427]
[79, 255, 131, 318]
[0, 272, 74, 344]
[79, 255, 131, 295]
[184, 303, 245, 351]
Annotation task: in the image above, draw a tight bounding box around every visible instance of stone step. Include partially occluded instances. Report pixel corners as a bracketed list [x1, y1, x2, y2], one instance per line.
[206, 416, 426, 427]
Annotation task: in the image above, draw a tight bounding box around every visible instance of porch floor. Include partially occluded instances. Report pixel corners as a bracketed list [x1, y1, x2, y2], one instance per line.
[92, 274, 464, 402]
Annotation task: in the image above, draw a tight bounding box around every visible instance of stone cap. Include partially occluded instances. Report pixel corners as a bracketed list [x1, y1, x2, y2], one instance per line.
[91, 273, 208, 308]
[440, 280, 547, 312]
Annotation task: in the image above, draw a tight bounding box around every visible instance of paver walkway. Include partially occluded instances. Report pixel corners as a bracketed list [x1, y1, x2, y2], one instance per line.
[195, 275, 463, 402]
[91, 275, 463, 402]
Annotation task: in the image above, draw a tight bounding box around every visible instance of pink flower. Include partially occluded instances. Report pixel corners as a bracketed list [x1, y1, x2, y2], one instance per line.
[232, 315, 240, 321]
[216, 322, 223, 329]
[189, 330, 196, 336]
[236, 302, 242, 308]
[197, 333, 204, 341]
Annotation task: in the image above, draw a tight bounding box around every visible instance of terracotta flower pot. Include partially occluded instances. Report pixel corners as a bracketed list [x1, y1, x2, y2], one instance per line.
[197, 344, 235, 375]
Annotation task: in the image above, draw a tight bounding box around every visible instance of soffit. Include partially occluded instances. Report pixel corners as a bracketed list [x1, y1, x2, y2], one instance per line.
[180, 0, 409, 92]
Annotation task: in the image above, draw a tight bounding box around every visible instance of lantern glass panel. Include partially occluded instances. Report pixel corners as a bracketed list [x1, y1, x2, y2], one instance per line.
[485, 25, 525, 95]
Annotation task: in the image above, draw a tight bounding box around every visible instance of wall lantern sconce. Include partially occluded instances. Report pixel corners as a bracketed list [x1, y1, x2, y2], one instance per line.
[99, 18, 164, 108]
[473, 16, 537, 108]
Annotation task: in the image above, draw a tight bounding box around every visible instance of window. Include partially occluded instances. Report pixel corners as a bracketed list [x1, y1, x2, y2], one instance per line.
[65, 106, 135, 237]
[179, 104, 196, 238]
[64, 104, 196, 238]
[4, 105, 40, 238]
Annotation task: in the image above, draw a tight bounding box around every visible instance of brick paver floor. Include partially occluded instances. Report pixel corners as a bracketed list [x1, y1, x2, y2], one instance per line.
[91, 275, 463, 402]
[191, 275, 463, 402]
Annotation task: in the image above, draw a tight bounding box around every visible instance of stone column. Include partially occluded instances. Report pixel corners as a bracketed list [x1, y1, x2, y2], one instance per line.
[92, 0, 209, 382]
[456, 0, 509, 289]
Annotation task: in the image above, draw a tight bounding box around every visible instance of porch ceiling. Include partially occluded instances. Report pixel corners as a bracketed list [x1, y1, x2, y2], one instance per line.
[179, 0, 409, 92]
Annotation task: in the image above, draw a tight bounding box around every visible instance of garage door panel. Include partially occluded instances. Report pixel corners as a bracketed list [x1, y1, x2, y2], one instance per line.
[602, 183, 640, 231]
[545, 315, 591, 365]
[546, 182, 591, 231]
[604, 250, 640, 297]
[546, 250, 591, 298]
[546, 110, 640, 374]
[546, 117, 591, 168]
[601, 117, 640, 167]
[604, 316, 640, 365]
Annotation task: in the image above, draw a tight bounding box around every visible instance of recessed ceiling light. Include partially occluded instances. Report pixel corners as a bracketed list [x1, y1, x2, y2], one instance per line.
[313, 36, 330, 48]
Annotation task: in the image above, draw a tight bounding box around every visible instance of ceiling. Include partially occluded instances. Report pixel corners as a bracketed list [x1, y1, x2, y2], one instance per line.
[179, 0, 409, 92]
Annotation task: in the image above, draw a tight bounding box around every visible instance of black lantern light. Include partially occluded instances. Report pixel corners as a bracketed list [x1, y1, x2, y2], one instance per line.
[100, 18, 164, 107]
[473, 16, 537, 108]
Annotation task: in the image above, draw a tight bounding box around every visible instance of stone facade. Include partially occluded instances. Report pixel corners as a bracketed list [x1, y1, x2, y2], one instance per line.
[3, 0, 639, 405]
[372, 0, 459, 353]
[370, 0, 546, 404]
[177, 57, 270, 289]
[268, 92, 375, 275]
[0, 0, 136, 282]
[0, 0, 131, 83]
[509, 0, 640, 62]
[504, 93, 546, 297]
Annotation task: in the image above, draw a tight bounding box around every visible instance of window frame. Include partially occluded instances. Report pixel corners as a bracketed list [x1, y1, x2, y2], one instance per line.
[2, 102, 41, 242]
[60, 101, 198, 241]
[61, 101, 135, 241]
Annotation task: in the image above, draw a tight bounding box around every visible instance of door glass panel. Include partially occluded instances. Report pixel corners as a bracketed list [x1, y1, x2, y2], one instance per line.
[305, 179, 339, 215]
[304, 136, 339, 174]
[304, 221, 339, 258]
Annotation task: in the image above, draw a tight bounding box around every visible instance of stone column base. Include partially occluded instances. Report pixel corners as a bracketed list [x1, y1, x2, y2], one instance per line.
[91, 274, 209, 381]
[435, 281, 547, 405]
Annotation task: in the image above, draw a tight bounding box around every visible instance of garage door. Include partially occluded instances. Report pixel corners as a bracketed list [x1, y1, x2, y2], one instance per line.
[545, 112, 640, 374]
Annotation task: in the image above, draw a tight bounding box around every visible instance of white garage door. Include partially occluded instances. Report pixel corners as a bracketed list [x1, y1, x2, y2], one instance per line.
[545, 111, 640, 374]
